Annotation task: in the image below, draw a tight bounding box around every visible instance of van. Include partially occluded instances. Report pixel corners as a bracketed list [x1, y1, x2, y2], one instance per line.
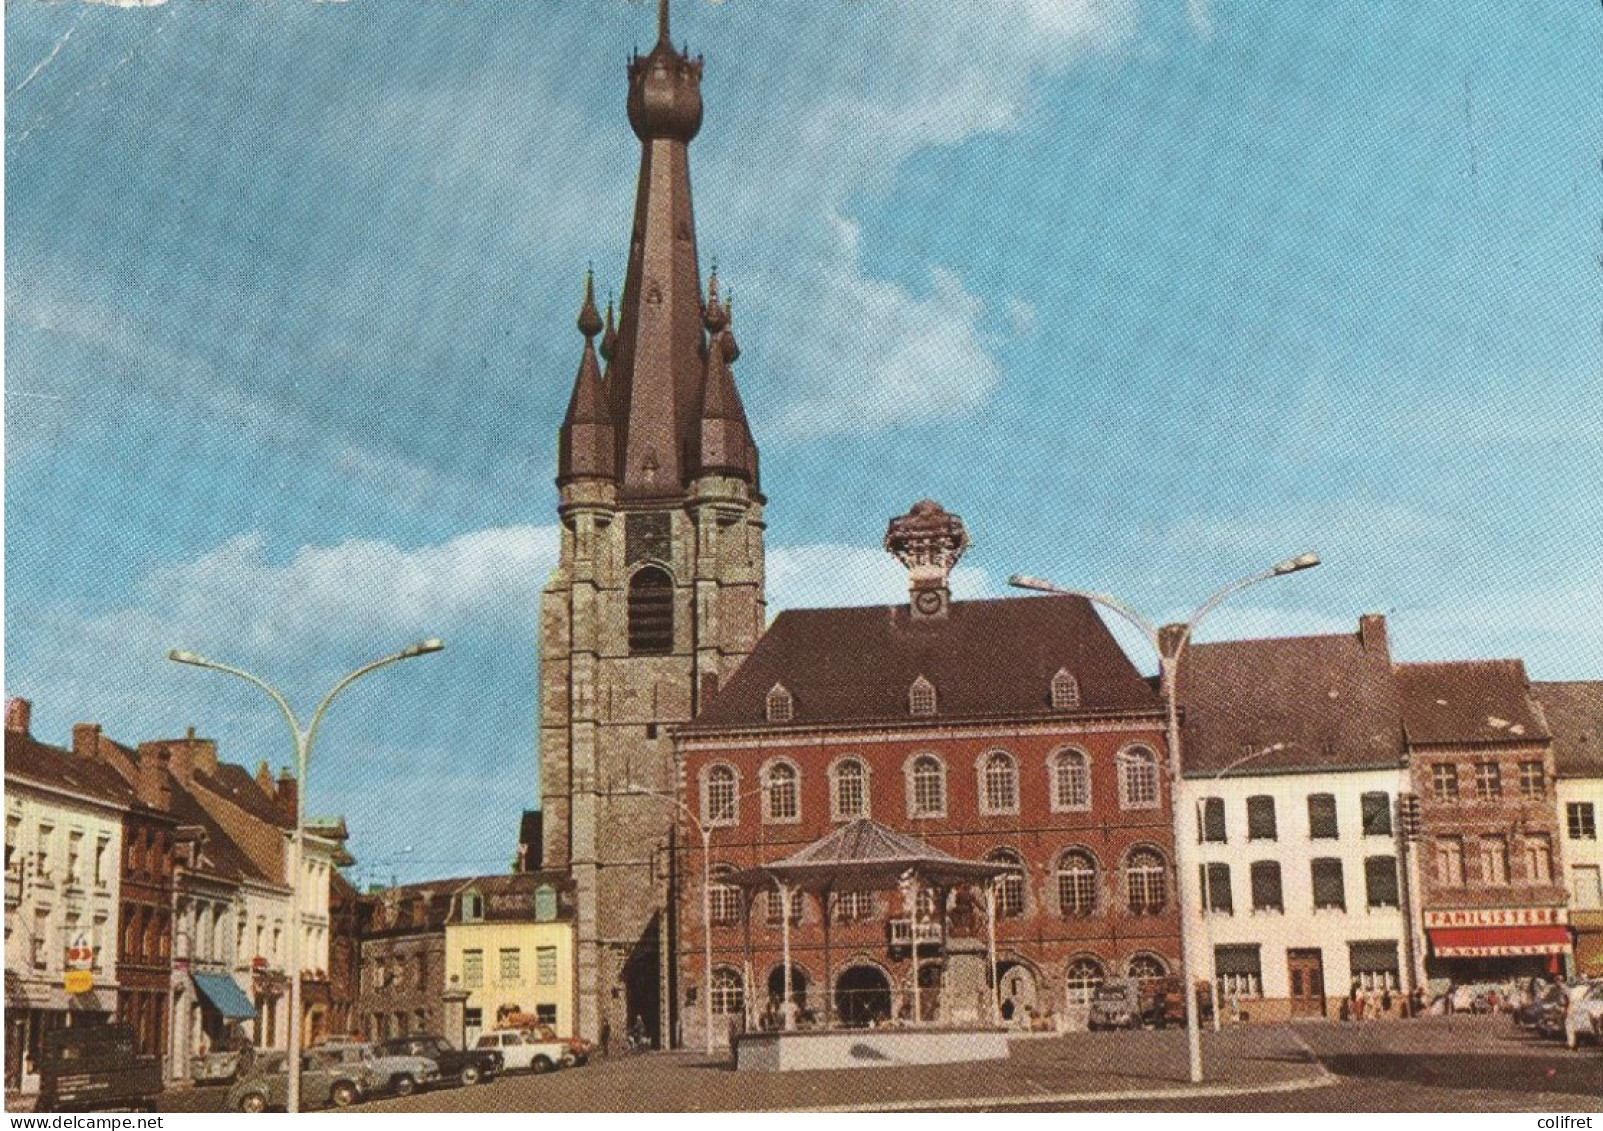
[36, 1024, 161, 1113]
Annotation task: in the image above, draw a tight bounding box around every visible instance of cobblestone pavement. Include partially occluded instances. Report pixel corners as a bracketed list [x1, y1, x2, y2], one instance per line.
[142, 1016, 1599, 1115]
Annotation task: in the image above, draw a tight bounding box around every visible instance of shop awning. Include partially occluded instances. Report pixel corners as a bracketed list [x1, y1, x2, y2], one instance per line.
[1429, 926, 1571, 957]
[193, 973, 258, 1020]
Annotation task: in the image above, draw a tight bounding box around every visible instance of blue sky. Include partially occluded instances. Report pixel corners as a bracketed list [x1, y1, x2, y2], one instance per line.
[7, 0, 1600, 885]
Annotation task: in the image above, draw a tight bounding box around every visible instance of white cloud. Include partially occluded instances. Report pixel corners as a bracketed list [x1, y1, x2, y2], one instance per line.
[15, 525, 561, 738]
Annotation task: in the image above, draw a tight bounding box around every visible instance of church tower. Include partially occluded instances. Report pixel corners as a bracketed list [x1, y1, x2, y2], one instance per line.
[539, 0, 766, 1044]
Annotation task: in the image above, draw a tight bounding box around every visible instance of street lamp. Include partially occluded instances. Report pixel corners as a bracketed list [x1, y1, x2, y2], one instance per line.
[1009, 554, 1318, 1083]
[168, 639, 443, 1112]
[625, 778, 771, 1055]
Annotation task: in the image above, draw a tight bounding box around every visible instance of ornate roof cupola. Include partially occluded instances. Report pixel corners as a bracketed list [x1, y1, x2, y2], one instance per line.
[885, 500, 970, 620]
[556, 270, 617, 487]
[692, 269, 755, 481]
[610, 0, 712, 498]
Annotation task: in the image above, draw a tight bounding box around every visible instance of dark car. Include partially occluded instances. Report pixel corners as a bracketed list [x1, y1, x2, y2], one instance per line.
[1514, 983, 1568, 1037]
[379, 1034, 503, 1087]
[1088, 977, 1213, 1031]
[226, 1049, 374, 1113]
[36, 1024, 161, 1113]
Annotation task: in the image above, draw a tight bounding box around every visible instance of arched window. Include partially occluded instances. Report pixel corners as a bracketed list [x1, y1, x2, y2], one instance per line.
[1065, 956, 1106, 1006]
[1051, 748, 1090, 811]
[764, 761, 800, 823]
[1128, 953, 1168, 982]
[627, 566, 675, 655]
[1118, 746, 1160, 809]
[1051, 668, 1080, 710]
[1126, 848, 1167, 915]
[985, 849, 1026, 919]
[765, 684, 794, 723]
[980, 751, 1019, 815]
[908, 676, 937, 717]
[831, 758, 868, 821]
[708, 866, 742, 926]
[1056, 850, 1098, 917]
[703, 764, 739, 825]
[710, 967, 745, 1015]
[533, 885, 558, 922]
[908, 754, 946, 818]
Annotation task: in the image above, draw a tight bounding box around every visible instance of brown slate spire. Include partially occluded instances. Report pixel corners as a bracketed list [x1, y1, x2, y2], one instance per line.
[609, 0, 710, 497]
[694, 269, 753, 481]
[557, 270, 617, 485]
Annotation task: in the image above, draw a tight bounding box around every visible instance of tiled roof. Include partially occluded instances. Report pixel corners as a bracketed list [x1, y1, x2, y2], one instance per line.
[726, 818, 1007, 891]
[4, 731, 136, 808]
[686, 595, 1159, 731]
[1397, 660, 1548, 747]
[197, 763, 288, 828]
[449, 870, 575, 924]
[1533, 681, 1603, 777]
[1176, 623, 1404, 776]
[166, 780, 261, 885]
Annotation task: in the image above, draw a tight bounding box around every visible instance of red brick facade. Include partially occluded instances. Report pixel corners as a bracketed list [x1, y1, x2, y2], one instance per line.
[674, 715, 1179, 1045]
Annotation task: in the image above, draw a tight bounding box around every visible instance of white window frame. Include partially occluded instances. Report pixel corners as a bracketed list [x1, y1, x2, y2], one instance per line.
[761, 759, 802, 825]
[1050, 668, 1080, 710]
[701, 763, 741, 827]
[765, 684, 794, 723]
[905, 753, 947, 819]
[1117, 746, 1161, 810]
[908, 676, 937, 717]
[978, 750, 1019, 816]
[829, 757, 870, 822]
[1049, 748, 1091, 812]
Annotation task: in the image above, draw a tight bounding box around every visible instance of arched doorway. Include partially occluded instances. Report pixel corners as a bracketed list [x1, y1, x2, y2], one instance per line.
[996, 961, 1038, 1026]
[834, 965, 891, 1028]
[767, 964, 809, 1013]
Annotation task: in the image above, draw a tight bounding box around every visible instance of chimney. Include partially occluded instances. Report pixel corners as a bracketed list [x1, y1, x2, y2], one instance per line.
[884, 500, 969, 620]
[136, 746, 173, 812]
[72, 723, 102, 758]
[1358, 613, 1388, 654]
[276, 768, 298, 826]
[5, 698, 31, 736]
[256, 761, 274, 793]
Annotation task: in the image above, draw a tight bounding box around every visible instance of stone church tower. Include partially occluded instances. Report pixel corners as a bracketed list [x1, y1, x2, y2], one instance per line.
[539, 0, 765, 1044]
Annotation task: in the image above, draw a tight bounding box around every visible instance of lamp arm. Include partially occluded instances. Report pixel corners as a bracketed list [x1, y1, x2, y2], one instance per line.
[186, 659, 304, 754]
[1172, 567, 1280, 670]
[302, 649, 421, 772]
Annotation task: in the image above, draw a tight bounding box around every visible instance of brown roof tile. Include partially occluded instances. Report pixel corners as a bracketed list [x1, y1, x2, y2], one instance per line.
[4, 731, 137, 808]
[1397, 660, 1548, 747]
[1176, 621, 1404, 775]
[686, 595, 1160, 731]
[1533, 681, 1603, 777]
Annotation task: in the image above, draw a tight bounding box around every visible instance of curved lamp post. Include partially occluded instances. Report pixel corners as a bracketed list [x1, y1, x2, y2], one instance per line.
[1009, 553, 1318, 1083]
[168, 639, 443, 1112]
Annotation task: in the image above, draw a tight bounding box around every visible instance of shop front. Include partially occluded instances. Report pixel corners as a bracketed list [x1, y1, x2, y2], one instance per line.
[1424, 907, 1571, 982]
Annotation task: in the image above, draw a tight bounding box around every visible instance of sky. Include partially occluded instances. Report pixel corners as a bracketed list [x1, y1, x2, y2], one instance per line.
[7, 0, 1601, 886]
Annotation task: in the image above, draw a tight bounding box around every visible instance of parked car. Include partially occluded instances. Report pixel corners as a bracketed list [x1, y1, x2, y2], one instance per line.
[1087, 978, 1211, 1031]
[1563, 980, 1603, 1050]
[501, 1014, 595, 1067]
[474, 1028, 567, 1073]
[313, 1039, 440, 1096]
[226, 1050, 374, 1112]
[35, 1023, 161, 1114]
[377, 1034, 503, 1086]
[1514, 983, 1569, 1036]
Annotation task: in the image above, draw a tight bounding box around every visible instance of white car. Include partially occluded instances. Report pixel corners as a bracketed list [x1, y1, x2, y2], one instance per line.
[1562, 980, 1603, 1050]
[473, 1030, 566, 1074]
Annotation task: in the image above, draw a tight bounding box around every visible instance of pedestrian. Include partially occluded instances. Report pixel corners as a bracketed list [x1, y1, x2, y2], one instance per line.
[1381, 987, 1393, 1017]
[1410, 986, 1425, 1018]
[600, 1019, 611, 1058]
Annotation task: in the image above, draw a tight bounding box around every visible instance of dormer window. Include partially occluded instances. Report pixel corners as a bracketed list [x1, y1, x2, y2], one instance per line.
[461, 890, 484, 922]
[908, 676, 937, 717]
[765, 684, 794, 723]
[1051, 668, 1080, 710]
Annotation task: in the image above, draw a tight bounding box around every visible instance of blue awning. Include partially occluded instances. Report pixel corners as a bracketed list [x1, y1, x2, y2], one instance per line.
[193, 973, 258, 1021]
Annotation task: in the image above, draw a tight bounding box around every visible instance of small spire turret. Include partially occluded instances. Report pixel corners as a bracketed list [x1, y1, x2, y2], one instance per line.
[558, 274, 617, 486]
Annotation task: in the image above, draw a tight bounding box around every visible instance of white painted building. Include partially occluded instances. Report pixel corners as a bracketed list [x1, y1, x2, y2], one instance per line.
[1534, 682, 1603, 977]
[1177, 614, 1416, 1021]
[4, 706, 130, 1090]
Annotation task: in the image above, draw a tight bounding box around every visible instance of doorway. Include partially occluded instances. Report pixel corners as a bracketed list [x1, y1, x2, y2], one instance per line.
[1287, 949, 1325, 1017]
[996, 962, 1038, 1026]
[833, 965, 891, 1028]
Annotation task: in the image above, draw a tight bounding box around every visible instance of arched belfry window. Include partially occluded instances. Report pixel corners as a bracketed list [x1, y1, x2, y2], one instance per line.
[628, 566, 675, 655]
